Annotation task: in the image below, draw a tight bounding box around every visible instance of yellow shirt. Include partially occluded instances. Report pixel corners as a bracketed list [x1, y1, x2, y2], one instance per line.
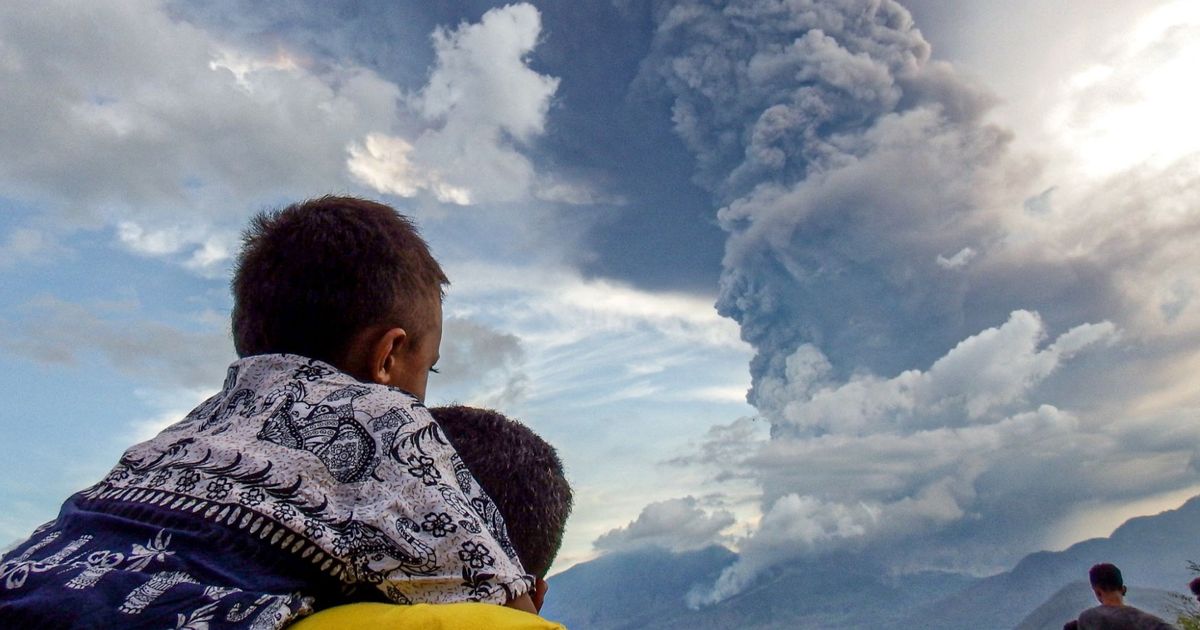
[290, 602, 567, 630]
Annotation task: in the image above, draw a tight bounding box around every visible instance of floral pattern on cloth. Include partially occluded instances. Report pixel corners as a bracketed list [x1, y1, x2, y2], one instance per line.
[1, 522, 313, 629]
[0, 354, 531, 628]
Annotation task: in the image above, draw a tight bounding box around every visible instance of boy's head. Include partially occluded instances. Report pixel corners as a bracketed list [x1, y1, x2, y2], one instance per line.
[1089, 563, 1125, 595]
[232, 196, 448, 398]
[430, 405, 572, 582]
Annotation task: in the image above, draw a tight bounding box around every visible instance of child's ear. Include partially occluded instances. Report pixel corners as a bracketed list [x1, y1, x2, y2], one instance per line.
[532, 578, 548, 612]
[368, 327, 408, 385]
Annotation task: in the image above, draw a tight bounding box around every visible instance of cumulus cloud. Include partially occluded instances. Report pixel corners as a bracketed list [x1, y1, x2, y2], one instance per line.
[594, 496, 735, 554]
[0, 227, 67, 270]
[433, 316, 530, 408]
[114, 221, 238, 276]
[758, 311, 1116, 436]
[0, 0, 400, 225]
[347, 134, 472, 205]
[687, 493, 878, 607]
[347, 3, 565, 206]
[634, 0, 1200, 604]
[686, 333, 1134, 605]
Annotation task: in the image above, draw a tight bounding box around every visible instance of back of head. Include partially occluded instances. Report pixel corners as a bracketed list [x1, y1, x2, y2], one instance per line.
[1089, 563, 1124, 592]
[232, 195, 448, 366]
[430, 405, 572, 578]
[1189, 576, 1200, 598]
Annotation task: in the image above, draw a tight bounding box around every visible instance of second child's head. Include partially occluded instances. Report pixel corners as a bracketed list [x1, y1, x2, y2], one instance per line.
[232, 196, 448, 399]
[431, 405, 573, 610]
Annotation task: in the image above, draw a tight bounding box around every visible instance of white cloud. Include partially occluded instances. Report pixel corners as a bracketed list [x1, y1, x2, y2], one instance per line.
[678, 310, 1195, 603]
[0, 0, 610, 282]
[0, 227, 66, 269]
[531, 177, 626, 206]
[759, 311, 1116, 435]
[348, 3, 568, 206]
[0, 0, 402, 208]
[674, 385, 751, 404]
[113, 220, 236, 276]
[936, 246, 976, 270]
[0, 0, 411, 273]
[442, 263, 751, 414]
[346, 134, 472, 205]
[446, 261, 747, 352]
[594, 496, 735, 554]
[126, 387, 218, 442]
[116, 221, 193, 257]
[415, 4, 557, 144]
[687, 493, 877, 607]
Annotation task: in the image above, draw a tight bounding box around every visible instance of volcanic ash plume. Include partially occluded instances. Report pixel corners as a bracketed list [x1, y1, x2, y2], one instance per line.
[635, 0, 1200, 605]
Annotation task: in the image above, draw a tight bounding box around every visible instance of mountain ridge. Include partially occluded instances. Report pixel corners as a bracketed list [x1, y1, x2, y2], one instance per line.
[546, 495, 1200, 629]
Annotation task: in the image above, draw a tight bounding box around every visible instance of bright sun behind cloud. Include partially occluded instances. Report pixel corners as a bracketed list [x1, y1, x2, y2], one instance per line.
[1052, 1, 1200, 179]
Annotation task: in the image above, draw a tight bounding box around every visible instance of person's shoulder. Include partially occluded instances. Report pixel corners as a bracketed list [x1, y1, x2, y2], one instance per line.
[1077, 604, 1114, 626]
[291, 602, 567, 629]
[1124, 605, 1175, 628]
[1080, 604, 1175, 629]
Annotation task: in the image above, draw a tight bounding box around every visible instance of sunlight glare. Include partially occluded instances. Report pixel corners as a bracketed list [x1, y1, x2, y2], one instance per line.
[1052, 1, 1200, 178]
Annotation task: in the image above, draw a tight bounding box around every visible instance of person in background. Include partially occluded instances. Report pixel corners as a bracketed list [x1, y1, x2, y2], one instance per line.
[1073, 563, 1175, 630]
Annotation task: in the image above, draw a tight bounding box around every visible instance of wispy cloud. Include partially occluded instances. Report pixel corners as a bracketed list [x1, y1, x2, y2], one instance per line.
[595, 496, 735, 554]
[0, 227, 67, 270]
[0, 295, 234, 389]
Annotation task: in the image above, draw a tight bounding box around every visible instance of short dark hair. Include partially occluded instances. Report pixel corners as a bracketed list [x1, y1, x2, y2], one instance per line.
[1188, 576, 1200, 598]
[232, 196, 448, 364]
[1089, 563, 1124, 591]
[431, 405, 572, 578]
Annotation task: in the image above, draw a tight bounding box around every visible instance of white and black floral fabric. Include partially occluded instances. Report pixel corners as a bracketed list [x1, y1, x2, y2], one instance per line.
[0, 354, 532, 628]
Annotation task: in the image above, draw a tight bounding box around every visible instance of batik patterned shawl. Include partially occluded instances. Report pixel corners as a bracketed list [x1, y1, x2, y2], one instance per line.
[0, 354, 531, 628]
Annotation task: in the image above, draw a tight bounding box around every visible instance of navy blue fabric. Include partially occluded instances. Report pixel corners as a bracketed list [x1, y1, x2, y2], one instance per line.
[0, 495, 366, 629]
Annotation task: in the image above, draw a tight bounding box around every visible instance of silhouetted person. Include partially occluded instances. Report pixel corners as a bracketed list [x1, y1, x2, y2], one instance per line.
[1073, 563, 1175, 629]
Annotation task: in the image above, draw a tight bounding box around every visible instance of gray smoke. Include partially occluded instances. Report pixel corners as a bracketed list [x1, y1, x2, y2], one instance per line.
[641, 0, 1020, 391]
[638, 0, 1200, 604]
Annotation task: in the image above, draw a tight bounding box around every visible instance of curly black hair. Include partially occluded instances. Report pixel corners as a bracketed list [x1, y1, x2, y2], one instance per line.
[431, 405, 572, 578]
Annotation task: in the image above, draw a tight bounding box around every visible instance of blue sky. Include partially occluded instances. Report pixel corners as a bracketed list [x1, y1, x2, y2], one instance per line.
[2, 0, 1199, 602]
